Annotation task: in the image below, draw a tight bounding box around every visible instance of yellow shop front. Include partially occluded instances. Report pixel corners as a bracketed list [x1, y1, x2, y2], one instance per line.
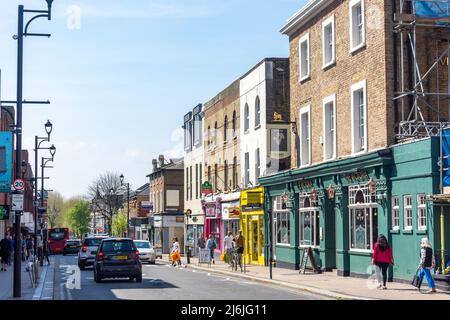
[240, 187, 265, 266]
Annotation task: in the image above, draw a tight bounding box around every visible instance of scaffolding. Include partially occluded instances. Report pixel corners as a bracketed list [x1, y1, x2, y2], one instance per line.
[394, 0, 450, 141]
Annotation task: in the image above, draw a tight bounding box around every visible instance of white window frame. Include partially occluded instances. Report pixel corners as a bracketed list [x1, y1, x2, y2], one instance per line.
[273, 196, 291, 246]
[417, 194, 427, 231]
[299, 105, 311, 167]
[244, 103, 250, 133]
[351, 80, 368, 155]
[322, 15, 335, 69]
[349, 0, 366, 53]
[392, 196, 400, 231]
[299, 33, 310, 82]
[323, 94, 337, 161]
[404, 195, 413, 231]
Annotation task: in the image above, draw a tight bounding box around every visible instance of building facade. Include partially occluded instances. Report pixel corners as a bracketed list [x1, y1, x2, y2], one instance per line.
[147, 156, 185, 256]
[183, 104, 205, 256]
[202, 80, 241, 257]
[239, 58, 291, 265]
[128, 183, 150, 240]
[259, 0, 450, 282]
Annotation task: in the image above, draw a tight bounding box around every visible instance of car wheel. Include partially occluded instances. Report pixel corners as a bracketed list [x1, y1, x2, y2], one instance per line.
[94, 271, 102, 283]
[136, 275, 142, 283]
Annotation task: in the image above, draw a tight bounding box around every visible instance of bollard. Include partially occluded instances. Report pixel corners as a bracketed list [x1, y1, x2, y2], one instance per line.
[187, 247, 191, 264]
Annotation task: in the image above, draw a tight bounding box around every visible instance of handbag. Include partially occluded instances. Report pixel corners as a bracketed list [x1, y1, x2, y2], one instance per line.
[411, 269, 423, 288]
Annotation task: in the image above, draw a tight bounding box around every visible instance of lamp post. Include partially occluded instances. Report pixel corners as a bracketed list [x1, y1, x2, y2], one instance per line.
[120, 174, 130, 238]
[40, 147, 55, 263]
[34, 120, 53, 265]
[13, 0, 54, 298]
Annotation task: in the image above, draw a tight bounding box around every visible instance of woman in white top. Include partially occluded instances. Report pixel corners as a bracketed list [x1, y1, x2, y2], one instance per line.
[171, 237, 181, 266]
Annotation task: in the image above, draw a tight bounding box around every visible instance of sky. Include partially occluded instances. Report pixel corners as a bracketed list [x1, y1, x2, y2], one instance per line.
[0, 0, 306, 199]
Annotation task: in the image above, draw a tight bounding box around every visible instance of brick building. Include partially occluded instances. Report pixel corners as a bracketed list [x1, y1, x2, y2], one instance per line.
[259, 0, 450, 285]
[128, 183, 150, 240]
[147, 156, 184, 256]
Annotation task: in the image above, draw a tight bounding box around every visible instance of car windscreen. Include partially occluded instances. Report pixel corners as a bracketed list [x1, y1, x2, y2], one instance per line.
[135, 242, 151, 249]
[66, 241, 80, 245]
[84, 238, 102, 247]
[101, 241, 135, 253]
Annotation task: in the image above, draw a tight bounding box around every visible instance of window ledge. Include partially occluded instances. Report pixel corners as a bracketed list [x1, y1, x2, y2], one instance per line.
[417, 229, 428, 235]
[299, 75, 311, 83]
[390, 229, 400, 234]
[276, 243, 291, 247]
[403, 229, 413, 234]
[322, 60, 336, 70]
[254, 124, 261, 130]
[350, 43, 366, 55]
[349, 249, 372, 256]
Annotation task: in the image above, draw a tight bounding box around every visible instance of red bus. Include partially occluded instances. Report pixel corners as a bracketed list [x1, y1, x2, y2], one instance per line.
[48, 228, 70, 254]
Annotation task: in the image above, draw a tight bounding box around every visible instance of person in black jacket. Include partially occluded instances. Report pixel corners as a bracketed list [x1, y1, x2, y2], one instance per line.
[417, 238, 436, 293]
[0, 234, 11, 271]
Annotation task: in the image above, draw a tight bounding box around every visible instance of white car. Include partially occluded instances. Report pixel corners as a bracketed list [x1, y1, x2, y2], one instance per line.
[134, 240, 156, 264]
[78, 236, 108, 270]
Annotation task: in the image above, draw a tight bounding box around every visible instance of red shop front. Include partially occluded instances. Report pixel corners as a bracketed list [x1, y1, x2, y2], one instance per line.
[202, 195, 222, 257]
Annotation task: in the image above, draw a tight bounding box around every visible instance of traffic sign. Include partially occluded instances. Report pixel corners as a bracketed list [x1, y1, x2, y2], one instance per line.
[13, 179, 25, 191]
[12, 194, 24, 211]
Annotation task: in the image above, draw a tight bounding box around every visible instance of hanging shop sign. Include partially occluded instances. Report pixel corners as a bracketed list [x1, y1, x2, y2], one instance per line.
[222, 201, 241, 220]
[202, 181, 213, 195]
[0, 132, 13, 193]
[205, 204, 219, 218]
[327, 185, 336, 200]
[0, 205, 10, 220]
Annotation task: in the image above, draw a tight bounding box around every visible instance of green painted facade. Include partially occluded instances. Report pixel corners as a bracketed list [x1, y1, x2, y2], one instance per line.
[260, 138, 450, 281]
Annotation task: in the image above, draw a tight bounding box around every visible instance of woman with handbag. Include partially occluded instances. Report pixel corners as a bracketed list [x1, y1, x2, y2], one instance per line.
[417, 238, 436, 293]
[372, 234, 394, 290]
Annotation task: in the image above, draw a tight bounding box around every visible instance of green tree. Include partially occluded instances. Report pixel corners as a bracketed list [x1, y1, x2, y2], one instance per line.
[47, 191, 64, 228]
[66, 200, 91, 238]
[112, 210, 128, 237]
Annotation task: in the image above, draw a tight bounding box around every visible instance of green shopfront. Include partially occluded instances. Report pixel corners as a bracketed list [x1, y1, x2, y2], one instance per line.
[260, 138, 450, 282]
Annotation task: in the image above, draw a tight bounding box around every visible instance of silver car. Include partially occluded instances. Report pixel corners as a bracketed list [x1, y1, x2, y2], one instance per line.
[134, 240, 156, 264]
[78, 236, 108, 270]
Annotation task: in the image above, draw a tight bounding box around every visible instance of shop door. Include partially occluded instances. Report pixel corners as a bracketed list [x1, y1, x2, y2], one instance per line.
[251, 219, 259, 262]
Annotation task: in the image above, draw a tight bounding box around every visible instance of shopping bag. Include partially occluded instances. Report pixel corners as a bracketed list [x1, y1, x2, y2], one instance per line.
[411, 269, 423, 288]
[220, 253, 225, 261]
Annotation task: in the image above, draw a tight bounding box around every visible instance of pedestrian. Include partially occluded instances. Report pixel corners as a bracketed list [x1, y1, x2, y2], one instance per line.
[197, 234, 206, 250]
[21, 237, 26, 261]
[37, 234, 43, 265]
[44, 241, 50, 265]
[206, 234, 217, 264]
[26, 235, 34, 261]
[235, 230, 244, 272]
[8, 235, 14, 266]
[417, 238, 437, 293]
[223, 231, 234, 266]
[372, 234, 394, 290]
[0, 234, 11, 272]
[170, 237, 181, 267]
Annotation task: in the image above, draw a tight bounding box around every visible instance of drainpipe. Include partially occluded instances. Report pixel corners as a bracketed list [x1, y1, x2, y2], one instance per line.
[440, 127, 446, 273]
[392, 0, 399, 126]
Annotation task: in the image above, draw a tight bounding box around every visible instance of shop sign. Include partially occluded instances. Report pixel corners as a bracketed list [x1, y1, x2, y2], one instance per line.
[343, 170, 369, 184]
[0, 206, 9, 220]
[202, 181, 213, 195]
[222, 201, 240, 220]
[205, 204, 218, 218]
[327, 185, 335, 200]
[298, 180, 314, 191]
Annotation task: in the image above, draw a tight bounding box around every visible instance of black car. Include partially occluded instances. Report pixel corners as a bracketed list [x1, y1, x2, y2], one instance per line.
[63, 239, 82, 255]
[94, 238, 142, 283]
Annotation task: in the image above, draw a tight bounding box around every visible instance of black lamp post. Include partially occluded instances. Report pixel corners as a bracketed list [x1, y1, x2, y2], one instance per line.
[40, 146, 55, 265]
[120, 174, 130, 238]
[34, 120, 53, 266]
[13, 0, 54, 297]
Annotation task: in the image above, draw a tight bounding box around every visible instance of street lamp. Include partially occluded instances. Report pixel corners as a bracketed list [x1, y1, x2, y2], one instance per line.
[12, 0, 54, 298]
[34, 121, 54, 266]
[120, 174, 130, 239]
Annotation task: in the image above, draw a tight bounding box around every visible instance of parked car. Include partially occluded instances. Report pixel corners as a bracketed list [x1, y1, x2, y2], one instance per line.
[63, 239, 81, 255]
[78, 236, 108, 270]
[94, 238, 142, 283]
[134, 240, 156, 264]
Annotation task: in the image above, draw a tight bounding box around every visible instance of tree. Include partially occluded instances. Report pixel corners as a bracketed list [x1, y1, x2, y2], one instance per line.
[47, 191, 64, 228]
[112, 210, 128, 237]
[67, 200, 91, 239]
[87, 172, 127, 235]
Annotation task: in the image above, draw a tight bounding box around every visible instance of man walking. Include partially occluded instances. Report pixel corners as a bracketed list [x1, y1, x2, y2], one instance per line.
[235, 230, 244, 272]
[206, 235, 217, 264]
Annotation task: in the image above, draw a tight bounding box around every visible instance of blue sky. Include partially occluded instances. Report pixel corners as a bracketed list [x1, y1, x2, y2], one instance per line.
[0, 0, 305, 199]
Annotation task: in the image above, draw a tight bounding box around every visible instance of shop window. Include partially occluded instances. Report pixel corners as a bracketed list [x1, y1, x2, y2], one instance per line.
[349, 185, 378, 251]
[404, 195, 413, 230]
[273, 196, 290, 245]
[417, 194, 427, 231]
[209, 219, 221, 249]
[299, 193, 320, 247]
[392, 196, 399, 230]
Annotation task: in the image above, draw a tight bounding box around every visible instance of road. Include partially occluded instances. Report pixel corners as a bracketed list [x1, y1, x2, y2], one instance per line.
[50, 254, 326, 300]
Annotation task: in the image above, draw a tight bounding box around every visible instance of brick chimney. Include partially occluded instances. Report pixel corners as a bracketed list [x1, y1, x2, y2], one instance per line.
[158, 155, 165, 168]
[152, 159, 158, 172]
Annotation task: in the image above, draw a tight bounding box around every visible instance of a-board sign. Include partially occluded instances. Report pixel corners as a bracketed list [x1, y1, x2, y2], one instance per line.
[299, 247, 322, 274]
[198, 249, 211, 265]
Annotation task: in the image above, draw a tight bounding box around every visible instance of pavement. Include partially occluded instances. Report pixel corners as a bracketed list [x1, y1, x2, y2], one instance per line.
[162, 254, 450, 301]
[0, 258, 49, 300]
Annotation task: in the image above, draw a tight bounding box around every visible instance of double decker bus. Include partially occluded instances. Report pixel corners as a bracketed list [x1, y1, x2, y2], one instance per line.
[48, 228, 70, 254]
